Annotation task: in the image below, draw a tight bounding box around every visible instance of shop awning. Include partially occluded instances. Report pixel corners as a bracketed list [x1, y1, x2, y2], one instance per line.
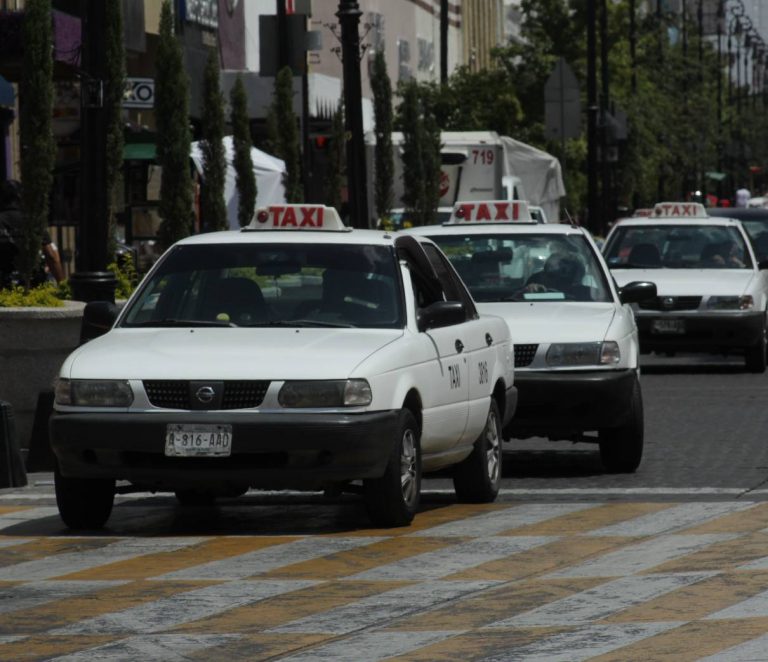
[123, 143, 156, 160]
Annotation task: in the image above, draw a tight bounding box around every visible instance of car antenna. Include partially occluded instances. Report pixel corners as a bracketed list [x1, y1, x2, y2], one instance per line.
[563, 208, 578, 228]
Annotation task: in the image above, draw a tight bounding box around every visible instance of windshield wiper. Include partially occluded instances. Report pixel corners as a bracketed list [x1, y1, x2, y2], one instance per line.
[128, 319, 237, 328]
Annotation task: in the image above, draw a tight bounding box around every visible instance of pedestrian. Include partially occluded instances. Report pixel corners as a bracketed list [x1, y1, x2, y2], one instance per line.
[0, 179, 64, 287]
[735, 187, 751, 208]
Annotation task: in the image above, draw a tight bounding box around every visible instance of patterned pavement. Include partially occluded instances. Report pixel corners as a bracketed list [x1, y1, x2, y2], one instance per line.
[3, 490, 768, 661]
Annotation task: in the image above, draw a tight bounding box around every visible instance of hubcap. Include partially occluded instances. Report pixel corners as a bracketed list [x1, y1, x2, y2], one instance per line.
[485, 411, 501, 483]
[400, 428, 418, 505]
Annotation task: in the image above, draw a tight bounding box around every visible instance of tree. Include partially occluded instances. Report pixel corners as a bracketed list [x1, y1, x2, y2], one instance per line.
[370, 50, 394, 221]
[155, 0, 193, 247]
[104, 0, 125, 260]
[324, 102, 346, 211]
[396, 80, 444, 226]
[267, 66, 302, 202]
[230, 75, 256, 227]
[18, 0, 55, 289]
[200, 47, 227, 231]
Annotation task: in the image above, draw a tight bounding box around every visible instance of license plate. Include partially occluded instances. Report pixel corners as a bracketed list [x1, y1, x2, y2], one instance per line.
[651, 319, 686, 335]
[165, 424, 232, 457]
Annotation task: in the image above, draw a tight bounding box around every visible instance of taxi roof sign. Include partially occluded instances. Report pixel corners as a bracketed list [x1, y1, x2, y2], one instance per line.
[446, 200, 534, 225]
[652, 202, 708, 218]
[245, 204, 348, 231]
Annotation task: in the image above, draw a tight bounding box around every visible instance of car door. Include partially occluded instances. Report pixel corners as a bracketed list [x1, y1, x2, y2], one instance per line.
[396, 236, 470, 452]
[422, 242, 496, 443]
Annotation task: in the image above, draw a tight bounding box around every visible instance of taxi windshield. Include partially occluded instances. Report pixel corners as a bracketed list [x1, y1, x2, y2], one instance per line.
[426, 233, 612, 303]
[605, 224, 752, 270]
[120, 243, 404, 329]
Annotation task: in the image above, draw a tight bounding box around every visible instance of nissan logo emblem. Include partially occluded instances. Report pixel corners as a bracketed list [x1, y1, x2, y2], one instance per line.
[662, 296, 675, 309]
[195, 386, 216, 404]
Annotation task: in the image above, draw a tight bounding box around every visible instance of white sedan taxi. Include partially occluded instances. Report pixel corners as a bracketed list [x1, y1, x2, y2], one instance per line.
[403, 201, 655, 473]
[603, 202, 768, 372]
[50, 205, 515, 529]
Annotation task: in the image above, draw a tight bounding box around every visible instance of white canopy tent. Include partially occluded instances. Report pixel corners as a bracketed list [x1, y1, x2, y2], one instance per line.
[499, 136, 566, 223]
[190, 136, 286, 230]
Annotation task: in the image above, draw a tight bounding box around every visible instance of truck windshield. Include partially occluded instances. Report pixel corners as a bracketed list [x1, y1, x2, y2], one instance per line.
[120, 243, 404, 329]
[427, 233, 612, 303]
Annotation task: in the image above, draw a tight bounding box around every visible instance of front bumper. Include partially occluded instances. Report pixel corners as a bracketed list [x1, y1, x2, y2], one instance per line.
[50, 410, 399, 490]
[635, 311, 764, 352]
[505, 368, 637, 439]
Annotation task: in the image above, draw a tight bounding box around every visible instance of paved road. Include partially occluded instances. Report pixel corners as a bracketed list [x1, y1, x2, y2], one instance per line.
[2, 352, 768, 661]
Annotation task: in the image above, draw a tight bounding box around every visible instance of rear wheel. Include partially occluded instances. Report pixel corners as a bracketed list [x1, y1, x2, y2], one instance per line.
[453, 400, 502, 503]
[364, 409, 421, 527]
[598, 379, 644, 473]
[54, 465, 115, 529]
[745, 325, 767, 373]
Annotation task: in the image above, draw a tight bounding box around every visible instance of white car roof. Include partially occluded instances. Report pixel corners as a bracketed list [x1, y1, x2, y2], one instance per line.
[610, 217, 743, 229]
[175, 227, 400, 248]
[402, 223, 589, 238]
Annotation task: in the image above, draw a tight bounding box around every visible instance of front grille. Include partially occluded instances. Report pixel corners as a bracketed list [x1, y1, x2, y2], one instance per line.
[638, 296, 702, 311]
[514, 344, 539, 367]
[143, 380, 270, 409]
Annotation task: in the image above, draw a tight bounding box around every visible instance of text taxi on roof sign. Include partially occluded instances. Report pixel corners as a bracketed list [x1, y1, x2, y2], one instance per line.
[402, 200, 656, 474]
[49, 204, 516, 530]
[603, 201, 768, 372]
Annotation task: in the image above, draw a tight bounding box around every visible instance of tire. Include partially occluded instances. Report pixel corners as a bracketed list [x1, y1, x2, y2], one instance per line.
[453, 400, 502, 503]
[54, 465, 115, 530]
[598, 378, 644, 473]
[745, 325, 767, 373]
[364, 409, 421, 527]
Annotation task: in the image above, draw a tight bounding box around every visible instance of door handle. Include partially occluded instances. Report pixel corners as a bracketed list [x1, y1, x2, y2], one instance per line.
[485, 333, 493, 346]
[455, 339, 464, 353]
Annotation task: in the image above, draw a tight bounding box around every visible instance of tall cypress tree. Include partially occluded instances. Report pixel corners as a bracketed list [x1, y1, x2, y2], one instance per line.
[104, 0, 125, 258]
[155, 0, 193, 247]
[421, 98, 442, 227]
[200, 48, 227, 231]
[18, 0, 55, 289]
[266, 66, 302, 202]
[371, 50, 394, 222]
[323, 102, 345, 211]
[398, 81, 424, 225]
[230, 75, 256, 227]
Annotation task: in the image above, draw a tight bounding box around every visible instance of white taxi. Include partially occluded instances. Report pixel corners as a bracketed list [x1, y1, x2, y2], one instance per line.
[403, 201, 655, 473]
[50, 205, 515, 529]
[603, 202, 768, 372]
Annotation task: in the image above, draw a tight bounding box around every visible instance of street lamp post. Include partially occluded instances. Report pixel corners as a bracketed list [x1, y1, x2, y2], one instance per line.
[336, 0, 369, 229]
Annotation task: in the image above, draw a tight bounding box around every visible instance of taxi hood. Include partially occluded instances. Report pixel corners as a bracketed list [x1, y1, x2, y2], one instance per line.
[477, 302, 616, 343]
[611, 268, 754, 296]
[63, 327, 403, 380]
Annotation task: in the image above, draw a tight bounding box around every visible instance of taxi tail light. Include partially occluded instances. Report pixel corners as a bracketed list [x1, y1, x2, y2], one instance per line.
[740, 295, 755, 310]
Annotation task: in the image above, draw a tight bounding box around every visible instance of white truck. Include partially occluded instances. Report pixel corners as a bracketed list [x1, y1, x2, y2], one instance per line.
[364, 131, 564, 227]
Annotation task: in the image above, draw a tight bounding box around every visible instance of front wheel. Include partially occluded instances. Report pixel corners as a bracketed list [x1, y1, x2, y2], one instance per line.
[453, 400, 502, 503]
[364, 409, 421, 527]
[745, 325, 767, 373]
[54, 465, 115, 529]
[598, 378, 644, 473]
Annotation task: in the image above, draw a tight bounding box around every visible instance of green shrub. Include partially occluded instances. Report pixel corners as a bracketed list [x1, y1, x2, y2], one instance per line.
[107, 253, 138, 300]
[0, 282, 65, 307]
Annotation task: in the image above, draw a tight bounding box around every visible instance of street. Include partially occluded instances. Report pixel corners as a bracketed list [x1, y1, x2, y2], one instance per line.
[2, 354, 768, 660]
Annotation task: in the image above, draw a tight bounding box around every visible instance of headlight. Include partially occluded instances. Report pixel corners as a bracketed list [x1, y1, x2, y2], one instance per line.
[54, 379, 134, 407]
[706, 295, 754, 310]
[278, 379, 372, 407]
[546, 341, 620, 367]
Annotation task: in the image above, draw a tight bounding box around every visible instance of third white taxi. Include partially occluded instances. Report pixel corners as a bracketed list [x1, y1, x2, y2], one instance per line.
[404, 201, 655, 473]
[603, 202, 768, 372]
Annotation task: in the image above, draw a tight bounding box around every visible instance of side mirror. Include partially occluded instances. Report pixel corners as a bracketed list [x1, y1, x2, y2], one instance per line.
[758, 260, 768, 270]
[418, 301, 465, 331]
[619, 281, 657, 304]
[80, 301, 119, 345]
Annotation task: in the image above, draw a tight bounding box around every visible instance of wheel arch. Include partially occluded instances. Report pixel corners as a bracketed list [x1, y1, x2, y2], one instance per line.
[401, 388, 423, 434]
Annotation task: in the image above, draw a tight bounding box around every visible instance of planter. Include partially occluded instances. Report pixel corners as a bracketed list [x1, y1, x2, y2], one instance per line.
[0, 301, 85, 458]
